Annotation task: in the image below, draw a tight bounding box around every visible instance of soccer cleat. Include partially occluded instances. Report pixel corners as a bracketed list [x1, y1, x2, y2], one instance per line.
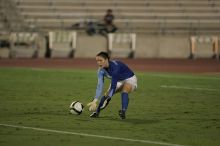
[90, 112, 99, 118]
[118, 110, 126, 119]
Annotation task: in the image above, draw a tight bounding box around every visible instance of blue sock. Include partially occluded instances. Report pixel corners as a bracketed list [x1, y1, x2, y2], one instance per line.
[121, 92, 129, 111]
[96, 96, 107, 113]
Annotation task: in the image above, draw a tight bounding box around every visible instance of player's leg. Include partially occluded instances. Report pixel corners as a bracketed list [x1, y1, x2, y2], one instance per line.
[90, 95, 108, 117]
[119, 75, 137, 119]
[119, 83, 132, 119]
[100, 83, 123, 110]
[90, 83, 123, 118]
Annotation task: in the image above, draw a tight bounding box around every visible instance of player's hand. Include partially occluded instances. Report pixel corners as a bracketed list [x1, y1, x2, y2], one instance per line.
[87, 99, 98, 111]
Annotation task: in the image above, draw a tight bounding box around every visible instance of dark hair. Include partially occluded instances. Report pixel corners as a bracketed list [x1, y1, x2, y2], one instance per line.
[96, 51, 110, 60]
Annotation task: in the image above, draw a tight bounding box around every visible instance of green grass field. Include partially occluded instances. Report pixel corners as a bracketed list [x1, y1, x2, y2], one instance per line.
[0, 67, 220, 146]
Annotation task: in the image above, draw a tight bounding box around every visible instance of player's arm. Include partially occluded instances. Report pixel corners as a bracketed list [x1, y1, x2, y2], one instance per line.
[107, 66, 119, 98]
[87, 69, 104, 111]
[99, 71, 118, 110]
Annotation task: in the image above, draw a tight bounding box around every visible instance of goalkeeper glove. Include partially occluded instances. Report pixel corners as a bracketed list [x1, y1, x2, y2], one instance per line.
[87, 98, 98, 111]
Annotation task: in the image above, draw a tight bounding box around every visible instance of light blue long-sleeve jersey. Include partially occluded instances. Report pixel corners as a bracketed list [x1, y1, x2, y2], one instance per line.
[94, 60, 134, 100]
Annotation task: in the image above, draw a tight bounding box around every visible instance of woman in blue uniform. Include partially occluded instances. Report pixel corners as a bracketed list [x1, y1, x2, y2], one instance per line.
[87, 52, 137, 119]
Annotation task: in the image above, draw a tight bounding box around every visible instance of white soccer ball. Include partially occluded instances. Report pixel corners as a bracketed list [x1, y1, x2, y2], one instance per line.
[69, 101, 84, 115]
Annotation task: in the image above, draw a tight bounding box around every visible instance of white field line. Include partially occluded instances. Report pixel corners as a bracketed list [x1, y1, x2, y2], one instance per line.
[161, 85, 219, 91]
[147, 73, 220, 81]
[0, 123, 189, 146]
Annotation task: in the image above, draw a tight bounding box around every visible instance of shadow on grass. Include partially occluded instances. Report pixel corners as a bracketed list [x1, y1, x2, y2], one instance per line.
[96, 116, 160, 125]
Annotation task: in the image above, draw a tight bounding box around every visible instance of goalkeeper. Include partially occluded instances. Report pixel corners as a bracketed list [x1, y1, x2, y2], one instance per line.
[87, 51, 137, 119]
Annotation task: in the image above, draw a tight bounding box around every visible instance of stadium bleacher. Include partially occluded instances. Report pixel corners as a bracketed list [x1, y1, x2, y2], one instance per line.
[10, 0, 220, 35]
[0, 0, 219, 58]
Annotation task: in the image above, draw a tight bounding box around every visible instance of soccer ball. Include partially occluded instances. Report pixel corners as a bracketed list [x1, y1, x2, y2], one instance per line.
[69, 101, 84, 115]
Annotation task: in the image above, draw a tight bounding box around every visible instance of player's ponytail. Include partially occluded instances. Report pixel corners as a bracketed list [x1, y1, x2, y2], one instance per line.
[96, 51, 110, 60]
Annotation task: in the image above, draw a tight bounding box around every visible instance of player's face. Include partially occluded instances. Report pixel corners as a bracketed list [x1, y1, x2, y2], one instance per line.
[96, 56, 108, 68]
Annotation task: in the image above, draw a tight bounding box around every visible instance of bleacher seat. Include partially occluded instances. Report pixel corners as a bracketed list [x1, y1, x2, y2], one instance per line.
[189, 35, 219, 59]
[108, 33, 136, 58]
[48, 30, 77, 58]
[9, 32, 44, 58]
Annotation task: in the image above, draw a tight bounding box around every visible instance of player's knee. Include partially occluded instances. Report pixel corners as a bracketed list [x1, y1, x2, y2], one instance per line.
[122, 84, 133, 93]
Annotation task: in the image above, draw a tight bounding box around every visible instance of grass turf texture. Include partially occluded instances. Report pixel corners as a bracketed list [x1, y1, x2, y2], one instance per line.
[0, 68, 220, 146]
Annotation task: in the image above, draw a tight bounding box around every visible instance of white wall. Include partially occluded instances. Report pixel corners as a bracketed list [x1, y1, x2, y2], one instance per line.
[75, 34, 107, 58]
[135, 35, 190, 58]
[75, 33, 218, 58]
